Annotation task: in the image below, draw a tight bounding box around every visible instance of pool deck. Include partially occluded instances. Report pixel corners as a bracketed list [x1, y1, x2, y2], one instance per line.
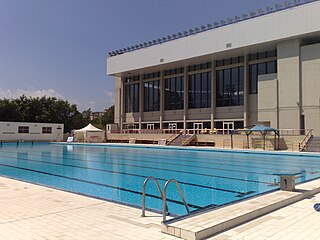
[1, 177, 320, 240]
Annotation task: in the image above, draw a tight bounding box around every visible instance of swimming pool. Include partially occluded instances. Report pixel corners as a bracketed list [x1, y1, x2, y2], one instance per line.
[0, 142, 320, 216]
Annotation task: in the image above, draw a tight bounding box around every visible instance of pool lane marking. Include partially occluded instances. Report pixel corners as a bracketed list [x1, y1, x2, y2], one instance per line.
[0, 153, 274, 186]
[0, 154, 259, 195]
[0, 149, 304, 178]
[6, 144, 320, 173]
[6, 143, 320, 169]
[0, 162, 204, 210]
[8, 145, 319, 172]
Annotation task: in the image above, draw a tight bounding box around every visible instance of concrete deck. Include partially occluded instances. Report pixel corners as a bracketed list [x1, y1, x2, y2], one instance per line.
[1, 176, 320, 240]
[162, 179, 320, 239]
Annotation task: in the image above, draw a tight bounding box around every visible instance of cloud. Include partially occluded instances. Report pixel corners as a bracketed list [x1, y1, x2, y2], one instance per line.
[0, 88, 115, 112]
[105, 90, 114, 105]
[0, 88, 67, 100]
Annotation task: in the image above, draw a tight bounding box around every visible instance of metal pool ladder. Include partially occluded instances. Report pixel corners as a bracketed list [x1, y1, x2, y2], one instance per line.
[141, 176, 190, 222]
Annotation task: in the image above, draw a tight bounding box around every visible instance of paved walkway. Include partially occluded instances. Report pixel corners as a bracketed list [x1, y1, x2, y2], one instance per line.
[210, 192, 320, 240]
[1, 176, 320, 240]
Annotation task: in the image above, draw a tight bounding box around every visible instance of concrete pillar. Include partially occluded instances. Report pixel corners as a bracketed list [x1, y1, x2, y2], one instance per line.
[114, 77, 122, 127]
[183, 67, 188, 133]
[277, 39, 301, 130]
[120, 78, 125, 131]
[139, 75, 143, 130]
[243, 54, 250, 127]
[160, 71, 164, 130]
[211, 61, 216, 129]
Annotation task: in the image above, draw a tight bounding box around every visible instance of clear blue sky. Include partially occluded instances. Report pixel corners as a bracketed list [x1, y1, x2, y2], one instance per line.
[0, 0, 283, 111]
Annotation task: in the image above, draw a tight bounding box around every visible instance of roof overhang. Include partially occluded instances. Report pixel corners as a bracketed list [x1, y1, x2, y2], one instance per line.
[107, 1, 320, 77]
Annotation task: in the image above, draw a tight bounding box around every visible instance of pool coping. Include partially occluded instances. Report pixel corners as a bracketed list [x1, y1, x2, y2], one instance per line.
[53, 142, 320, 157]
[161, 178, 320, 240]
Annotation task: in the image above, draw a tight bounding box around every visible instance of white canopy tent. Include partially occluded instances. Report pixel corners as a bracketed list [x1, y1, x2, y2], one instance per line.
[74, 123, 105, 143]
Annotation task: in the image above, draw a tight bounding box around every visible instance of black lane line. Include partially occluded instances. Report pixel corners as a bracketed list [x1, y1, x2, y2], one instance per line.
[8, 144, 319, 172]
[0, 162, 203, 209]
[0, 152, 273, 185]
[7, 143, 319, 174]
[0, 149, 281, 177]
[0, 154, 257, 195]
[0, 148, 280, 176]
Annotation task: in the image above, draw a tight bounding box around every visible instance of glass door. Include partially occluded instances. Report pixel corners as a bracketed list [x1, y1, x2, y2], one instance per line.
[194, 123, 203, 134]
[223, 122, 234, 134]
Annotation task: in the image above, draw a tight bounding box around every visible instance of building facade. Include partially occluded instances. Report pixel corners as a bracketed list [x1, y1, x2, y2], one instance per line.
[107, 1, 320, 135]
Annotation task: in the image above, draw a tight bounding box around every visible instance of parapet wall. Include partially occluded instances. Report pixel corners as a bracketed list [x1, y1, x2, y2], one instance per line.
[106, 133, 305, 151]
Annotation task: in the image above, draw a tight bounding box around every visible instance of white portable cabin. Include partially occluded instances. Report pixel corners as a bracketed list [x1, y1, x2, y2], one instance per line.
[0, 122, 64, 142]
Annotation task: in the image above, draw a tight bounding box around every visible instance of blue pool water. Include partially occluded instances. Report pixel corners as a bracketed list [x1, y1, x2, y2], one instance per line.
[0, 142, 320, 216]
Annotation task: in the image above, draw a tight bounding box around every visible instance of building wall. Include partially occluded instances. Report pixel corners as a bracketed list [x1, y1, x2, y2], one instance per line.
[188, 108, 211, 121]
[163, 110, 184, 121]
[277, 39, 301, 130]
[215, 106, 244, 120]
[301, 43, 320, 135]
[0, 122, 64, 142]
[258, 73, 278, 127]
[248, 95, 258, 126]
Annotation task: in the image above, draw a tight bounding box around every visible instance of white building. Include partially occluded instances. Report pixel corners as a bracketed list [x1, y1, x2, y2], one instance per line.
[107, 0, 320, 135]
[0, 122, 64, 142]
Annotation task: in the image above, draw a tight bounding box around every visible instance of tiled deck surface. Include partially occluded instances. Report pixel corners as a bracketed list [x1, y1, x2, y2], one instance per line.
[1, 176, 320, 240]
[163, 178, 320, 240]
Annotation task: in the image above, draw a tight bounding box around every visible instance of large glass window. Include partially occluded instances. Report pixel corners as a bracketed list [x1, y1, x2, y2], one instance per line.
[216, 56, 244, 67]
[249, 50, 277, 61]
[216, 66, 244, 107]
[188, 72, 211, 109]
[165, 76, 184, 110]
[125, 83, 139, 113]
[249, 60, 277, 94]
[144, 80, 160, 112]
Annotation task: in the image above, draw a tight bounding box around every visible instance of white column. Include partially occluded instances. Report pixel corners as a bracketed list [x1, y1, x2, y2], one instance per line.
[243, 54, 249, 127]
[160, 71, 164, 130]
[120, 78, 125, 131]
[139, 75, 143, 130]
[211, 61, 216, 129]
[183, 67, 188, 133]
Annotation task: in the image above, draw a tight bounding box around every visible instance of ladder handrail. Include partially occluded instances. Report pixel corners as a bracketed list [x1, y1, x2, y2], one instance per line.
[181, 134, 196, 146]
[163, 179, 190, 222]
[299, 129, 313, 151]
[141, 176, 167, 217]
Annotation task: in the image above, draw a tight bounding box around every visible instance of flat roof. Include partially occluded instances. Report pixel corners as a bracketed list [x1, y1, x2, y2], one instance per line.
[108, 0, 318, 58]
[107, 0, 320, 76]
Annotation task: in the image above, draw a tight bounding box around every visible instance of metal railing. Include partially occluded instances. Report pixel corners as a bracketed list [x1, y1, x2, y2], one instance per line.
[181, 134, 196, 146]
[163, 179, 190, 222]
[141, 177, 189, 222]
[299, 129, 313, 151]
[166, 133, 181, 145]
[141, 176, 167, 217]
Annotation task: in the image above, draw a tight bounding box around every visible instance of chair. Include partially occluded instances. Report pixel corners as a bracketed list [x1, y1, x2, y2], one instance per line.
[158, 139, 166, 146]
[66, 137, 74, 143]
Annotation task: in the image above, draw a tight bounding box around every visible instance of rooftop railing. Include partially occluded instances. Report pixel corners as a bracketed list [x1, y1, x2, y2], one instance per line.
[108, 0, 318, 58]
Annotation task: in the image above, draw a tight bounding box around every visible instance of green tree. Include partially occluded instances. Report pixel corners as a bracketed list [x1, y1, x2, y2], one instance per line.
[91, 105, 114, 129]
[0, 95, 89, 133]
